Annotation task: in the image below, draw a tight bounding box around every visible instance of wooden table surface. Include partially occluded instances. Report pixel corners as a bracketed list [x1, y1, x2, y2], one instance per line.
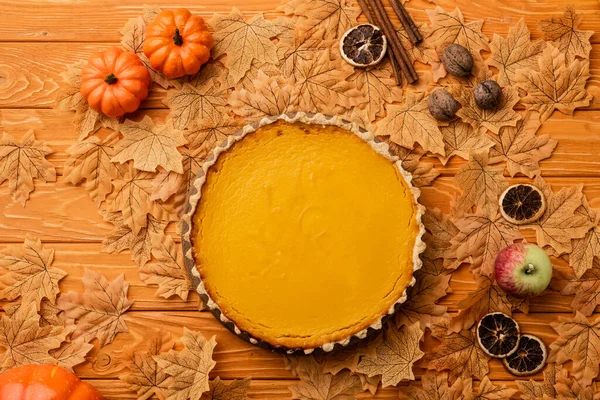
[0, 0, 599, 398]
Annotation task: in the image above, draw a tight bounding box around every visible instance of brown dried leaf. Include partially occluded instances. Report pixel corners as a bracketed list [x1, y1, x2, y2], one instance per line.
[120, 328, 175, 400]
[488, 112, 557, 178]
[539, 5, 594, 65]
[554, 369, 600, 399]
[277, 28, 334, 80]
[449, 275, 512, 333]
[50, 337, 94, 372]
[347, 61, 402, 122]
[4, 297, 64, 328]
[292, 50, 362, 115]
[454, 151, 508, 217]
[451, 210, 523, 278]
[288, 356, 362, 399]
[0, 300, 67, 373]
[356, 322, 424, 387]
[569, 197, 600, 278]
[120, 15, 176, 90]
[322, 334, 382, 375]
[454, 84, 522, 135]
[486, 19, 546, 86]
[110, 166, 177, 235]
[155, 328, 217, 400]
[390, 144, 440, 188]
[63, 132, 120, 207]
[0, 235, 66, 306]
[396, 23, 441, 70]
[185, 116, 241, 151]
[516, 44, 592, 122]
[281, 0, 359, 40]
[553, 267, 600, 317]
[166, 81, 228, 131]
[358, 373, 380, 396]
[377, 91, 444, 155]
[201, 377, 251, 400]
[422, 208, 460, 265]
[209, 8, 282, 84]
[0, 130, 56, 206]
[139, 235, 191, 301]
[408, 371, 472, 400]
[55, 61, 119, 140]
[474, 377, 518, 399]
[422, 321, 490, 384]
[528, 176, 593, 255]
[229, 71, 296, 120]
[57, 269, 133, 348]
[550, 312, 600, 387]
[113, 117, 187, 173]
[439, 118, 495, 165]
[517, 363, 563, 400]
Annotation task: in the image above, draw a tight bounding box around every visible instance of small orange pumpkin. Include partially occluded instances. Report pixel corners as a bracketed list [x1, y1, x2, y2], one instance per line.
[0, 364, 103, 399]
[143, 9, 214, 79]
[80, 47, 151, 118]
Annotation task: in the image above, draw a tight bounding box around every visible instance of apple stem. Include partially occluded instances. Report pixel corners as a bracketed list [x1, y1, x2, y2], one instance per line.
[525, 263, 535, 274]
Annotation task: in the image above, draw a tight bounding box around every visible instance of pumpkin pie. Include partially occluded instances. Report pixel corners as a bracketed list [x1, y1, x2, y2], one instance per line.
[182, 113, 425, 353]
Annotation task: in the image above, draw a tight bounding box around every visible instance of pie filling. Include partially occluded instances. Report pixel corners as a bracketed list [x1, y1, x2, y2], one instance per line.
[192, 120, 420, 349]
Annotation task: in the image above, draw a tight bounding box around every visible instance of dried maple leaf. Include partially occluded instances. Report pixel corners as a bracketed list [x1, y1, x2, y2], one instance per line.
[516, 44, 592, 122]
[55, 61, 118, 140]
[229, 71, 296, 121]
[185, 116, 241, 151]
[166, 80, 228, 131]
[553, 267, 600, 317]
[539, 5, 594, 65]
[426, 7, 490, 69]
[376, 91, 444, 155]
[347, 61, 402, 122]
[112, 117, 187, 173]
[120, 328, 175, 400]
[288, 356, 362, 399]
[451, 210, 523, 278]
[517, 363, 564, 400]
[389, 144, 440, 188]
[0, 300, 67, 373]
[486, 19, 545, 86]
[569, 197, 600, 278]
[0, 235, 66, 306]
[454, 151, 508, 217]
[58, 269, 133, 348]
[110, 166, 177, 235]
[407, 371, 472, 400]
[473, 377, 517, 399]
[139, 235, 191, 301]
[277, 27, 334, 80]
[396, 23, 441, 71]
[422, 321, 490, 384]
[292, 50, 362, 115]
[488, 112, 557, 178]
[120, 14, 176, 90]
[50, 336, 94, 372]
[356, 322, 424, 387]
[554, 369, 600, 399]
[449, 275, 512, 333]
[201, 377, 251, 400]
[280, 0, 359, 40]
[4, 296, 64, 328]
[155, 328, 217, 400]
[102, 211, 167, 268]
[454, 84, 522, 135]
[439, 118, 495, 165]
[322, 334, 382, 375]
[209, 8, 282, 84]
[0, 130, 56, 206]
[549, 312, 600, 387]
[358, 373, 380, 396]
[528, 176, 593, 255]
[63, 132, 119, 207]
[421, 208, 460, 265]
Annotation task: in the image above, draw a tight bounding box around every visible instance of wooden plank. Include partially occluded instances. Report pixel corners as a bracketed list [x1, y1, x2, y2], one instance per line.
[1, 42, 599, 109]
[0, 0, 597, 43]
[1, 109, 600, 178]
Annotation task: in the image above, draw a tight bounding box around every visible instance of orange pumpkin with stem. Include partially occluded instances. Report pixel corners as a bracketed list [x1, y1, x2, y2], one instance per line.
[144, 9, 214, 79]
[0, 364, 103, 399]
[80, 47, 151, 118]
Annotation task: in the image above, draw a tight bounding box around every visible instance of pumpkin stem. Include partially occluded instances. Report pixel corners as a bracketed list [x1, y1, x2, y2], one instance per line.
[173, 28, 184, 46]
[104, 73, 118, 85]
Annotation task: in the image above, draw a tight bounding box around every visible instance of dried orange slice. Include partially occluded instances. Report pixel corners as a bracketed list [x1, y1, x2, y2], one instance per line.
[500, 184, 546, 225]
[340, 24, 387, 67]
[503, 334, 547, 376]
[477, 312, 520, 358]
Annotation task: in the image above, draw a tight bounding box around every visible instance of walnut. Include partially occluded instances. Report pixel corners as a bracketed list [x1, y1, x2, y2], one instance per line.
[428, 89, 459, 121]
[474, 80, 502, 110]
[440, 44, 473, 77]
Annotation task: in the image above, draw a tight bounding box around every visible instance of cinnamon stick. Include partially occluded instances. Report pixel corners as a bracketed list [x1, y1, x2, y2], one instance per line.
[357, 0, 402, 86]
[369, 0, 419, 83]
[389, 0, 422, 44]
